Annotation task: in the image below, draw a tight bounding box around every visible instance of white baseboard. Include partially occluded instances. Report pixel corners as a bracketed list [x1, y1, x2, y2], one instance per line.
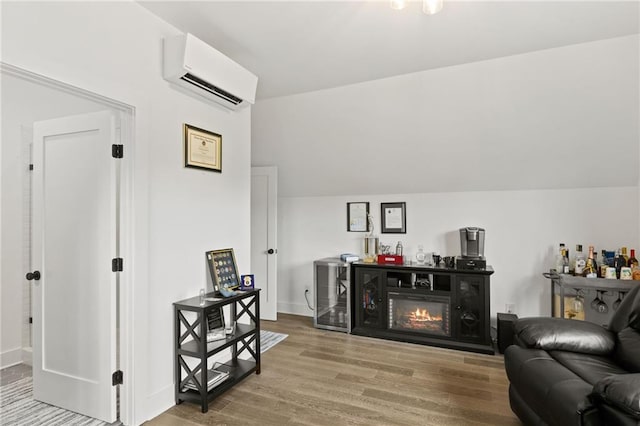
[1, 347, 23, 369]
[277, 302, 313, 317]
[22, 347, 32, 366]
[142, 383, 174, 424]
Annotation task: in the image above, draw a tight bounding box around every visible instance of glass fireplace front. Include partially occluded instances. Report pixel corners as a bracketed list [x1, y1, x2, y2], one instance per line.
[388, 292, 451, 337]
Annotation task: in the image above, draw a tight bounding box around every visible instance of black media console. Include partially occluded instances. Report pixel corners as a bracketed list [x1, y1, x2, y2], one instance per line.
[350, 262, 494, 354]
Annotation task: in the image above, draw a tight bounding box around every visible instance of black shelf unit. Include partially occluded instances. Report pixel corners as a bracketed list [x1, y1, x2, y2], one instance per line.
[351, 262, 494, 354]
[173, 289, 261, 413]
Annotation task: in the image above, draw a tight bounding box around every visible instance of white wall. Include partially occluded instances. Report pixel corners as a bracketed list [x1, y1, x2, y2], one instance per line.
[277, 188, 639, 321]
[1, 2, 252, 424]
[253, 35, 640, 322]
[1, 74, 108, 369]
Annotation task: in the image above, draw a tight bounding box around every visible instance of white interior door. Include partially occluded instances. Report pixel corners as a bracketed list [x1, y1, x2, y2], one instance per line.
[31, 111, 118, 423]
[251, 167, 278, 320]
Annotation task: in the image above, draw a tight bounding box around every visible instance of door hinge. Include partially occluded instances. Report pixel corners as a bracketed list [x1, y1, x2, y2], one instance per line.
[29, 164, 34, 171]
[112, 370, 123, 386]
[112, 258, 123, 272]
[112, 144, 123, 159]
[29, 317, 33, 324]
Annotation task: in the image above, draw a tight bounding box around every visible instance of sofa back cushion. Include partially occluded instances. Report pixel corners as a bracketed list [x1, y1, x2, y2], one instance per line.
[609, 285, 640, 334]
[614, 327, 640, 373]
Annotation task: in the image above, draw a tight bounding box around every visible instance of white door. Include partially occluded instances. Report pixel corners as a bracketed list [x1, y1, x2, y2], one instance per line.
[251, 167, 278, 320]
[31, 111, 118, 423]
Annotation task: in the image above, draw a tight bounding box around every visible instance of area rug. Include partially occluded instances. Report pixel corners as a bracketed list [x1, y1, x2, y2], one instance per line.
[0, 376, 106, 426]
[260, 330, 288, 353]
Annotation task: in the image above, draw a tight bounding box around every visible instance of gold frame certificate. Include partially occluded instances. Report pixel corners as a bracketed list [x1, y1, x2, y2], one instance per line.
[184, 124, 222, 172]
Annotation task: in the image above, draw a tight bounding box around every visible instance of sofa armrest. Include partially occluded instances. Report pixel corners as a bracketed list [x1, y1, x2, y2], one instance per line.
[591, 374, 640, 419]
[515, 317, 615, 355]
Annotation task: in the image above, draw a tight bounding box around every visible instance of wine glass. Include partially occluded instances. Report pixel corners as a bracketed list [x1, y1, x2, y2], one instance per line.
[571, 289, 584, 314]
[590, 290, 601, 310]
[613, 292, 625, 311]
[596, 291, 609, 314]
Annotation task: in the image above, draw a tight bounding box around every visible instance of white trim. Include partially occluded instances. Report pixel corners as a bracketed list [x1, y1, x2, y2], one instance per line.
[143, 384, 174, 424]
[277, 302, 313, 317]
[1, 61, 136, 425]
[0, 348, 23, 369]
[21, 347, 32, 366]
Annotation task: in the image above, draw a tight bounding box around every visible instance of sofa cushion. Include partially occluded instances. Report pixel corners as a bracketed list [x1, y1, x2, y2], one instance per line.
[591, 374, 640, 420]
[515, 317, 615, 355]
[614, 327, 640, 373]
[504, 345, 595, 426]
[549, 350, 628, 385]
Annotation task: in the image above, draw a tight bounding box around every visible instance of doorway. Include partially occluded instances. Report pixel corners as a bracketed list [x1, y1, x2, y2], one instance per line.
[0, 63, 134, 423]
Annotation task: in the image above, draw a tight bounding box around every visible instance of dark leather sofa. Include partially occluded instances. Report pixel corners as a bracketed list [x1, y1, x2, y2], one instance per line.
[504, 284, 640, 425]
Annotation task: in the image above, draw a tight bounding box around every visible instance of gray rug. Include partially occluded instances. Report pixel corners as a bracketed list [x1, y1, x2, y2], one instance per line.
[0, 376, 106, 426]
[260, 330, 288, 353]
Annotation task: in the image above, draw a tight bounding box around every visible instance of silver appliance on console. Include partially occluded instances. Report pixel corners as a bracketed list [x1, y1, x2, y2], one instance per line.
[457, 227, 486, 270]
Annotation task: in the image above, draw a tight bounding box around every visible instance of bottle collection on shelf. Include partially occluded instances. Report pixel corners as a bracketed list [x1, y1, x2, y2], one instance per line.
[555, 243, 640, 281]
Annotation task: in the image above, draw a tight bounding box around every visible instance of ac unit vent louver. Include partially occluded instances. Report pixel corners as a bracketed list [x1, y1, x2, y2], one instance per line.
[180, 73, 243, 106]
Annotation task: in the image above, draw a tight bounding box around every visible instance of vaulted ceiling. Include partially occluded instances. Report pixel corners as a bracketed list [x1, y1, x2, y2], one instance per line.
[140, 1, 639, 100]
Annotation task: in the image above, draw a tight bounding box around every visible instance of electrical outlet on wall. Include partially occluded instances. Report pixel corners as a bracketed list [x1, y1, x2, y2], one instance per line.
[505, 303, 516, 314]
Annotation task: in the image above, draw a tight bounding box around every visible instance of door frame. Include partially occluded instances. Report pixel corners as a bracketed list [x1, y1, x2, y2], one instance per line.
[1, 62, 136, 424]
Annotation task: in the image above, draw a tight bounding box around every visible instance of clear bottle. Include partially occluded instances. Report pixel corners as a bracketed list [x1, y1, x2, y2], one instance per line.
[415, 245, 426, 265]
[628, 249, 638, 268]
[583, 246, 597, 278]
[562, 247, 570, 274]
[395, 241, 403, 256]
[574, 244, 585, 276]
[555, 243, 566, 273]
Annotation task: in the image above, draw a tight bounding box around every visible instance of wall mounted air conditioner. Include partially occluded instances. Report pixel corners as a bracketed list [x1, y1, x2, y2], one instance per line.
[163, 33, 258, 111]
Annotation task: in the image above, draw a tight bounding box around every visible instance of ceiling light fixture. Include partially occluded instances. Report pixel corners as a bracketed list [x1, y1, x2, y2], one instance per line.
[390, 0, 407, 10]
[422, 0, 443, 15]
[390, 0, 443, 15]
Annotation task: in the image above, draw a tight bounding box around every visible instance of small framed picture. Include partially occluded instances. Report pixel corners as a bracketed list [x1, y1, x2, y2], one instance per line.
[240, 274, 255, 290]
[381, 202, 406, 234]
[206, 248, 241, 294]
[347, 202, 370, 232]
[184, 123, 222, 172]
[206, 307, 225, 332]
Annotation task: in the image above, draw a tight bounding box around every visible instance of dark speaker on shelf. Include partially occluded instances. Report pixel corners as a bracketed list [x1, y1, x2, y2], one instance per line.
[497, 312, 518, 354]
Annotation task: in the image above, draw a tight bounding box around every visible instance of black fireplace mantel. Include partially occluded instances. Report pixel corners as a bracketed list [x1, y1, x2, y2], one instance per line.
[350, 262, 494, 355]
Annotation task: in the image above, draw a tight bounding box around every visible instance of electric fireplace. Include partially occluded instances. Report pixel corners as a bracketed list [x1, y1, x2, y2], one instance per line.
[388, 292, 451, 337]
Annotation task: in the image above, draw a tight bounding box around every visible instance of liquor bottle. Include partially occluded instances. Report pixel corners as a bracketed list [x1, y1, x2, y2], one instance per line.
[574, 245, 585, 276]
[621, 247, 629, 264]
[395, 241, 403, 256]
[599, 250, 609, 278]
[555, 243, 566, 273]
[562, 247, 570, 274]
[583, 246, 597, 278]
[628, 249, 638, 268]
[613, 249, 626, 279]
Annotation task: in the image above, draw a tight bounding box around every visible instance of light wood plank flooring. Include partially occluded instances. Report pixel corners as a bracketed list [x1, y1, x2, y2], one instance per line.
[147, 314, 521, 426]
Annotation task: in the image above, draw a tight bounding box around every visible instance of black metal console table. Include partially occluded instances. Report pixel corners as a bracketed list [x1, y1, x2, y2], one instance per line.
[173, 289, 261, 413]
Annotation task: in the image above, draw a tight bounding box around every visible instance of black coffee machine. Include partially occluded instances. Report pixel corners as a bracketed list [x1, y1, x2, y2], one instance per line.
[456, 227, 486, 270]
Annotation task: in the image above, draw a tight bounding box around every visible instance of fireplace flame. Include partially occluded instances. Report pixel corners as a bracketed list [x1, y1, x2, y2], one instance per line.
[411, 307, 442, 322]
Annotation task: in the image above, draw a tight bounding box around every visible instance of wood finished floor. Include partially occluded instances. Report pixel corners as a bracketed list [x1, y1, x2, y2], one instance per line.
[146, 314, 521, 426]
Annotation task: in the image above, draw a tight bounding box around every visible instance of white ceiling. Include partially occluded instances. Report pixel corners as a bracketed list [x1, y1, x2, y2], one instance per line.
[141, 1, 639, 100]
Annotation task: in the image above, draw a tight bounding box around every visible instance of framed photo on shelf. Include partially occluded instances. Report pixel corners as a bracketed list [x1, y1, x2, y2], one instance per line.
[347, 202, 370, 232]
[206, 248, 241, 295]
[240, 274, 255, 290]
[184, 123, 222, 172]
[381, 202, 406, 234]
[206, 307, 225, 333]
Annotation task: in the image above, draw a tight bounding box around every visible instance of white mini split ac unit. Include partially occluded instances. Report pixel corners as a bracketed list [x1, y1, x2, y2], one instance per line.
[163, 33, 258, 111]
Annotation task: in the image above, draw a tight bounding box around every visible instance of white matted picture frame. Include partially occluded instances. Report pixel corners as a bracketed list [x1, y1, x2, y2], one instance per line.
[381, 202, 406, 234]
[347, 202, 370, 232]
